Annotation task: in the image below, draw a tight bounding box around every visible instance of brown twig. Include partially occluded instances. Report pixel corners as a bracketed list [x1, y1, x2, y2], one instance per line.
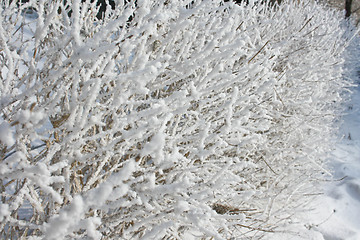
[299, 16, 313, 32]
[236, 224, 275, 233]
[273, 87, 285, 107]
[264, 159, 277, 175]
[33, 48, 37, 59]
[248, 40, 269, 64]
[236, 21, 244, 31]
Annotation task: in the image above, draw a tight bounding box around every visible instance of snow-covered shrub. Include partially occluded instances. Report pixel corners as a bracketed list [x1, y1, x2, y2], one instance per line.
[0, 0, 356, 239]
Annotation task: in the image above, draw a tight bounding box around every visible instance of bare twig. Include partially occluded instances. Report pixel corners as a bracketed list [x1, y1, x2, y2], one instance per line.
[236, 21, 244, 31]
[299, 16, 313, 32]
[236, 224, 275, 233]
[248, 40, 270, 64]
[273, 87, 285, 107]
[3, 143, 47, 160]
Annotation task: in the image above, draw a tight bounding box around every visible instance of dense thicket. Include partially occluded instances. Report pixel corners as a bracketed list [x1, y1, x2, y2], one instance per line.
[0, 0, 357, 239]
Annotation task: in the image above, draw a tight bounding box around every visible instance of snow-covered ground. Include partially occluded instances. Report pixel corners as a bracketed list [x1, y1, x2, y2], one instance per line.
[304, 80, 360, 239]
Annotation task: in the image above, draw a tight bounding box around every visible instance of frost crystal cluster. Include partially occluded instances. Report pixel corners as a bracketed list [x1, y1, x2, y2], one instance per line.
[0, 0, 356, 239]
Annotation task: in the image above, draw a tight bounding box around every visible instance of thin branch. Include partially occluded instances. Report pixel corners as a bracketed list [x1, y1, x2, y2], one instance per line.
[3, 144, 47, 160]
[299, 16, 313, 32]
[236, 224, 275, 233]
[236, 21, 244, 31]
[248, 40, 270, 64]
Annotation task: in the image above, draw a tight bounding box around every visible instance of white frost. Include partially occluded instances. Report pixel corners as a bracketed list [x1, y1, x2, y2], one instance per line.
[0, 121, 15, 147]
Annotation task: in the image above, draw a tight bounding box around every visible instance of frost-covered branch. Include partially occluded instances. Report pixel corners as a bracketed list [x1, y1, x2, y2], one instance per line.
[0, 0, 358, 239]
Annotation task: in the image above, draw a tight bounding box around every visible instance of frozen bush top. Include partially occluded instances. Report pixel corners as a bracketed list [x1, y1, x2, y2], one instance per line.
[0, 0, 357, 239]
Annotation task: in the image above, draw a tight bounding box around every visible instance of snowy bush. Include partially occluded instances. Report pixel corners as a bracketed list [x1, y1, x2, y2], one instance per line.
[0, 0, 357, 239]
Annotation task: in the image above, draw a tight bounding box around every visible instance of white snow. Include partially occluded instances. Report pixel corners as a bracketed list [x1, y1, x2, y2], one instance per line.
[0, 204, 10, 222]
[302, 84, 360, 240]
[271, 84, 360, 240]
[0, 121, 15, 147]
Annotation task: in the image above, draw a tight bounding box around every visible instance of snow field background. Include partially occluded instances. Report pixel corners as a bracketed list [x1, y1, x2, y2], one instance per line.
[299, 37, 360, 240]
[0, 0, 358, 239]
